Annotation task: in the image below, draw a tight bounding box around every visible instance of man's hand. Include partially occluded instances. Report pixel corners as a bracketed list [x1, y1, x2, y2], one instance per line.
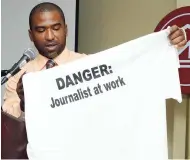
[16, 73, 25, 111]
[168, 25, 187, 48]
[2, 73, 26, 118]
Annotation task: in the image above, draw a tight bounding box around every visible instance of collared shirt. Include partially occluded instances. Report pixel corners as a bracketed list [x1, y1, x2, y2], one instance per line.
[2, 47, 87, 117]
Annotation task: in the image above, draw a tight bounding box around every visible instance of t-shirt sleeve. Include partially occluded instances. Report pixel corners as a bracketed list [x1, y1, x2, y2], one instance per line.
[161, 38, 182, 103]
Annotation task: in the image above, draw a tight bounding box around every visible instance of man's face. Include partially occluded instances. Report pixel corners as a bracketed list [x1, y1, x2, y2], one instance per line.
[29, 10, 67, 59]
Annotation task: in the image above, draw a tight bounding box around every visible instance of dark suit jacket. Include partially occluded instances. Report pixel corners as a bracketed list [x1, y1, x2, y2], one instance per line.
[1, 111, 28, 159]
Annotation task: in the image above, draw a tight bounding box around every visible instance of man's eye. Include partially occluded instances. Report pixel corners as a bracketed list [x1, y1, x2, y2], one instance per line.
[53, 25, 61, 30]
[36, 28, 45, 32]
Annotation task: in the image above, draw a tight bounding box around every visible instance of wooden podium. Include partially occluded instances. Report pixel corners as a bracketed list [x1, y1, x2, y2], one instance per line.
[1, 111, 28, 159]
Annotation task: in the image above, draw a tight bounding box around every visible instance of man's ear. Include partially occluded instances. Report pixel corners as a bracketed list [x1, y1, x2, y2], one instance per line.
[28, 29, 34, 42]
[65, 24, 68, 37]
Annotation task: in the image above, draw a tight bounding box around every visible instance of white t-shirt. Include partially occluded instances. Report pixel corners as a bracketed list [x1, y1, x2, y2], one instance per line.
[23, 28, 182, 160]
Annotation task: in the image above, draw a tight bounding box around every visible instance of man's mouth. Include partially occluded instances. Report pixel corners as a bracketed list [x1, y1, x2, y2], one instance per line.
[45, 43, 58, 51]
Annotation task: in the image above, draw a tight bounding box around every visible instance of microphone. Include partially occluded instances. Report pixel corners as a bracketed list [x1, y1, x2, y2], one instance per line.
[1, 70, 9, 77]
[1, 48, 36, 85]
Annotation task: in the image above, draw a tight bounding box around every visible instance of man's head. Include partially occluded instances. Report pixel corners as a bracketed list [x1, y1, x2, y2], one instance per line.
[29, 2, 67, 59]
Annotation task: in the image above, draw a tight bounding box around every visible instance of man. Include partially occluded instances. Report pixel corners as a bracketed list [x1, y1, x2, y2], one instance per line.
[2, 2, 86, 118]
[2, 2, 187, 118]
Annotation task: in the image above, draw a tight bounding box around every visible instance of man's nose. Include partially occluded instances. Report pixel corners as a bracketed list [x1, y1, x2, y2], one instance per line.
[45, 29, 55, 41]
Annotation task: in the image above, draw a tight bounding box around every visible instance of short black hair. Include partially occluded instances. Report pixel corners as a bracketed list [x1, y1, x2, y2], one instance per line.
[29, 2, 65, 30]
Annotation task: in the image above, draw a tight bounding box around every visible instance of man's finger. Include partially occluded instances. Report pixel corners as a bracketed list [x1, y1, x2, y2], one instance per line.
[169, 29, 183, 40]
[176, 39, 187, 48]
[170, 25, 178, 34]
[170, 35, 184, 45]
